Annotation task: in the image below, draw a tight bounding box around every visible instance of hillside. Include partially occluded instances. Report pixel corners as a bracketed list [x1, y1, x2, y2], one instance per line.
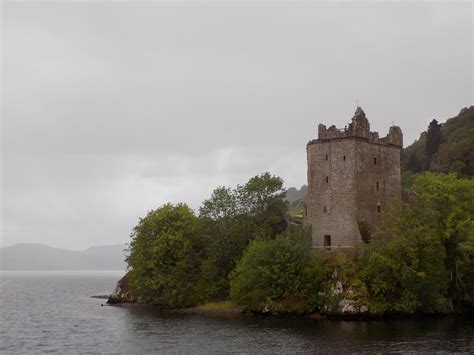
[285, 186, 307, 223]
[402, 106, 474, 184]
[0, 243, 127, 271]
[285, 185, 307, 204]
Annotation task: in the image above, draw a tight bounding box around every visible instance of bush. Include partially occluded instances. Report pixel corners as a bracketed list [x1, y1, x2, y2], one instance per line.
[229, 227, 326, 313]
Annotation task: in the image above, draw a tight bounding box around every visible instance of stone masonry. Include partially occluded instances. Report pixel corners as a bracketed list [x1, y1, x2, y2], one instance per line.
[304, 107, 403, 249]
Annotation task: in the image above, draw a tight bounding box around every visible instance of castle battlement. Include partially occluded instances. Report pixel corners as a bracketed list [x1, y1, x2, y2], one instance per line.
[309, 107, 403, 148]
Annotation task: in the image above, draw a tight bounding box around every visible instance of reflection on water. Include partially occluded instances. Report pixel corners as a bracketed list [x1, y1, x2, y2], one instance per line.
[1, 271, 473, 353]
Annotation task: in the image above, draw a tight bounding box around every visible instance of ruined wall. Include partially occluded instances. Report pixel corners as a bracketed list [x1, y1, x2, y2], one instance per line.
[305, 107, 402, 249]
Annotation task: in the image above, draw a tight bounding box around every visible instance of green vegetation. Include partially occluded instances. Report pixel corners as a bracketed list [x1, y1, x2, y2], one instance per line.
[402, 106, 474, 186]
[122, 109, 473, 317]
[127, 203, 204, 307]
[358, 173, 474, 314]
[230, 227, 325, 314]
[196, 300, 237, 311]
[124, 171, 473, 317]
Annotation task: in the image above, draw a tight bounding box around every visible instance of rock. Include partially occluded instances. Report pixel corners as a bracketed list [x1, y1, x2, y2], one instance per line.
[309, 312, 322, 320]
[107, 272, 136, 304]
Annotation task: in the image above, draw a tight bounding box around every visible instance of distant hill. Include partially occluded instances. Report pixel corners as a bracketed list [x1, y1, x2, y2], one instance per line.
[285, 185, 307, 204]
[285, 186, 307, 222]
[402, 106, 474, 184]
[0, 243, 127, 271]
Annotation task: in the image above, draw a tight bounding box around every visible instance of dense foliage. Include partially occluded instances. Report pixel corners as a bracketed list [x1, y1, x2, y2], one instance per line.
[230, 227, 326, 313]
[126, 173, 289, 307]
[127, 203, 204, 307]
[358, 173, 474, 314]
[402, 106, 474, 186]
[124, 163, 473, 317]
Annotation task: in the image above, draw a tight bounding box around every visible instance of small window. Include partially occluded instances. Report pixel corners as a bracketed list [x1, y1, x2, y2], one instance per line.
[343, 155, 346, 161]
[324, 235, 331, 249]
[374, 157, 377, 165]
[377, 205, 381, 213]
[325, 154, 328, 161]
[376, 181, 379, 190]
[324, 206, 327, 213]
[326, 176, 329, 183]
[383, 180, 386, 187]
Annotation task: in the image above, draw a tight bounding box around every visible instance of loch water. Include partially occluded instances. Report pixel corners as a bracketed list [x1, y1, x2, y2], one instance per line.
[1, 271, 473, 353]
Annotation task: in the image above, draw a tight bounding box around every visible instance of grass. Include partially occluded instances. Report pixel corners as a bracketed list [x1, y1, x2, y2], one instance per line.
[197, 300, 237, 311]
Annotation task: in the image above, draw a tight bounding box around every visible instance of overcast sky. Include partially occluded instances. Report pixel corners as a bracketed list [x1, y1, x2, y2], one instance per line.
[1, 1, 472, 250]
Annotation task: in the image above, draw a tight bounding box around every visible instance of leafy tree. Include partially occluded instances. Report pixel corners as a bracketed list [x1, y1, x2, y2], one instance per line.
[127, 203, 204, 307]
[358, 173, 474, 314]
[235, 172, 288, 238]
[409, 173, 474, 306]
[199, 186, 237, 220]
[197, 173, 289, 299]
[358, 199, 450, 314]
[229, 227, 325, 313]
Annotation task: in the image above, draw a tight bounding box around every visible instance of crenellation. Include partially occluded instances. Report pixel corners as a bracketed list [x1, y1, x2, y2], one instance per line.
[312, 107, 403, 149]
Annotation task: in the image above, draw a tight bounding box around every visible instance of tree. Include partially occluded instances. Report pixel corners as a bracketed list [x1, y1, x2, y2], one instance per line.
[410, 173, 474, 306]
[358, 199, 450, 314]
[229, 227, 326, 313]
[425, 119, 443, 168]
[235, 172, 288, 238]
[196, 173, 289, 299]
[359, 173, 474, 314]
[127, 203, 204, 307]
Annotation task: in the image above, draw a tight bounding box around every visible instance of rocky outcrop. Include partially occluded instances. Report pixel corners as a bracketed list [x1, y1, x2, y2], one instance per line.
[107, 272, 136, 304]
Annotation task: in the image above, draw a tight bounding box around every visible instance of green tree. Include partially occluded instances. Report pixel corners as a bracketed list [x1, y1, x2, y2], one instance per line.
[127, 203, 204, 307]
[425, 119, 443, 167]
[235, 172, 288, 238]
[359, 173, 474, 314]
[410, 173, 474, 306]
[358, 199, 450, 314]
[229, 227, 325, 313]
[197, 173, 289, 299]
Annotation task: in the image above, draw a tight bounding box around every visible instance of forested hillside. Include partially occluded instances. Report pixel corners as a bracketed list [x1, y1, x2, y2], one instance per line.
[402, 106, 474, 186]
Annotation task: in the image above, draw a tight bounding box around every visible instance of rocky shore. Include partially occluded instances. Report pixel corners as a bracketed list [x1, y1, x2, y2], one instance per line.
[104, 273, 466, 321]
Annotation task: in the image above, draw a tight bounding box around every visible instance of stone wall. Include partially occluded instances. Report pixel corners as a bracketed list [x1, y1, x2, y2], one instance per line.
[305, 107, 402, 249]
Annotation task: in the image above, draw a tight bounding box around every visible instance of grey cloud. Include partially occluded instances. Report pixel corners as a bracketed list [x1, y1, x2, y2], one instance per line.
[1, 1, 472, 249]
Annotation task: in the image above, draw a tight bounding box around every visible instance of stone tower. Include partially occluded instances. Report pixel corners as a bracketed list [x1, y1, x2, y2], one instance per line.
[304, 107, 403, 249]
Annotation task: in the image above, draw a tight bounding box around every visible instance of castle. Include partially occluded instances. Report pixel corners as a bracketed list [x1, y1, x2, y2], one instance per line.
[304, 107, 403, 249]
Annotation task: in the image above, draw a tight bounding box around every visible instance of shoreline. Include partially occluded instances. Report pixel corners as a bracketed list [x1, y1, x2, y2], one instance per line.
[95, 295, 472, 321]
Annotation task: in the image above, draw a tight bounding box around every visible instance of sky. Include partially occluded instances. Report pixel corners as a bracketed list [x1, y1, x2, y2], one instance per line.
[1, 1, 472, 250]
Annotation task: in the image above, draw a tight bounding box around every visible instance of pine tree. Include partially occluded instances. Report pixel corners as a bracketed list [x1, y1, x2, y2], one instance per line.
[425, 119, 443, 168]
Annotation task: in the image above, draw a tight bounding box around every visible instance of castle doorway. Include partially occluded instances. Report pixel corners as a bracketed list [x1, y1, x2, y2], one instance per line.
[324, 235, 331, 249]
